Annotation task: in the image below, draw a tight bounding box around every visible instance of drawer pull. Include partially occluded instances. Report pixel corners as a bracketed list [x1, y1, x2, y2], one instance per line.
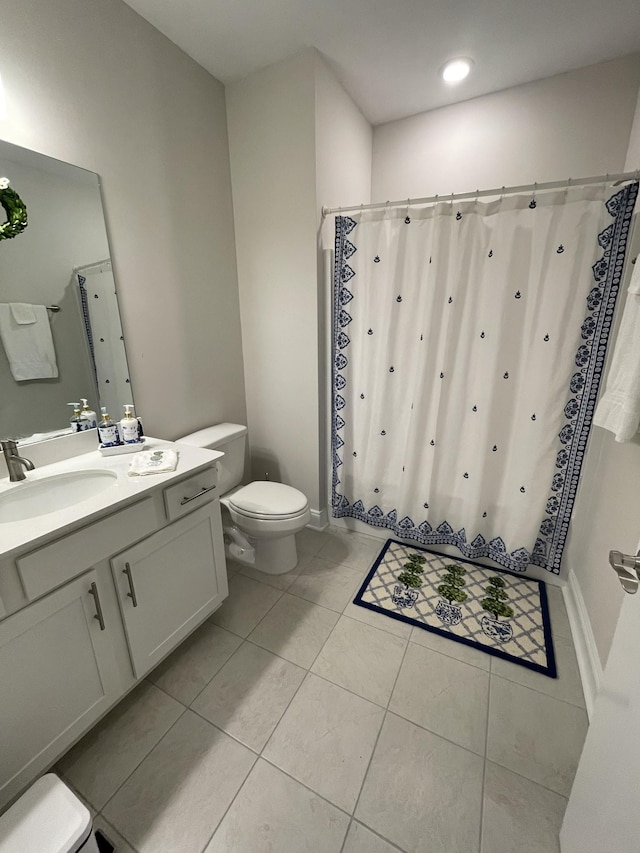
[123, 562, 138, 607]
[88, 582, 106, 631]
[180, 485, 216, 506]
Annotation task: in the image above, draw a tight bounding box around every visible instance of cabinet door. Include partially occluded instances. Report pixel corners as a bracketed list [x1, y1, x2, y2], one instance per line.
[0, 570, 120, 809]
[111, 502, 228, 679]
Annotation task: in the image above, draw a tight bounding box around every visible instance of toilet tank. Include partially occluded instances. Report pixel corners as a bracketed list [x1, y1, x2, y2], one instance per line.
[177, 423, 247, 495]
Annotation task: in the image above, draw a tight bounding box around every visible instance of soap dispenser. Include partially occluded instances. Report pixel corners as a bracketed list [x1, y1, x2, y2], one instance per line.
[120, 405, 141, 444]
[80, 398, 97, 429]
[97, 407, 121, 447]
[68, 402, 90, 432]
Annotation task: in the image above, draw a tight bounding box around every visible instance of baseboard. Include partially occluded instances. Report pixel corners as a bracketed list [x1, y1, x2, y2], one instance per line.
[564, 570, 603, 719]
[307, 508, 329, 531]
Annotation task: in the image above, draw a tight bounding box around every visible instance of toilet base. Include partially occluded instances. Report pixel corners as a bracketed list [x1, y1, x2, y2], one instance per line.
[253, 534, 298, 574]
[223, 525, 299, 575]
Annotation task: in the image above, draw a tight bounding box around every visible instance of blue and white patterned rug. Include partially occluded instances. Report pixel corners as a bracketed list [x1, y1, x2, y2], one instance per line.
[354, 540, 557, 677]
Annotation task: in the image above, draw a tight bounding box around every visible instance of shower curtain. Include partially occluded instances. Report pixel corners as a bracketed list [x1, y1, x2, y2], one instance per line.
[77, 261, 132, 418]
[332, 183, 638, 575]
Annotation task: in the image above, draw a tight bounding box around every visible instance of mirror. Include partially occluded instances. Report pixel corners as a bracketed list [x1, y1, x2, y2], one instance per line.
[0, 140, 133, 442]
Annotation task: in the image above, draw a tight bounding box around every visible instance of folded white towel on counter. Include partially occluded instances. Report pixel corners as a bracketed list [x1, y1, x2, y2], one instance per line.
[0, 303, 59, 380]
[593, 258, 640, 442]
[9, 303, 37, 324]
[128, 449, 179, 476]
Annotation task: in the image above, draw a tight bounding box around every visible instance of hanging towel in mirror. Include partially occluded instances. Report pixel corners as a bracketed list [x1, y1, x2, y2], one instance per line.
[0, 303, 59, 380]
[593, 259, 640, 442]
[9, 303, 36, 324]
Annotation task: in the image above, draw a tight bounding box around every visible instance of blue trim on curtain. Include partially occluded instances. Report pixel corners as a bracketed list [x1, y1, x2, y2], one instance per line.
[331, 183, 638, 575]
[77, 273, 99, 389]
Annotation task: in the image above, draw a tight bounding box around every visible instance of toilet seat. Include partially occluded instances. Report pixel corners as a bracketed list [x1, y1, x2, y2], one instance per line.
[226, 481, 309, 520]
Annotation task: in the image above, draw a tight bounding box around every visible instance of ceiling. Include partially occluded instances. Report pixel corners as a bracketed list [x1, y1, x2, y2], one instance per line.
[123, 0, 640, 125]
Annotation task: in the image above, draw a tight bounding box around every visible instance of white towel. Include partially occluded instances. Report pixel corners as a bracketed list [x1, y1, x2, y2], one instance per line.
[0, 303, 59, 380]
[9, 303, 36, 324]
[593, 259, 640, 442]
[128, 449, 179, 476]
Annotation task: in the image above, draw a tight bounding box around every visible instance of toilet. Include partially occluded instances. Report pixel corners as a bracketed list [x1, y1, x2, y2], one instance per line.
[178, 424, 310, 574]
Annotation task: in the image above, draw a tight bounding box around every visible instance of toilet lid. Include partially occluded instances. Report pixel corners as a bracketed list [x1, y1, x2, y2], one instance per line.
[228, 482, 308, 519]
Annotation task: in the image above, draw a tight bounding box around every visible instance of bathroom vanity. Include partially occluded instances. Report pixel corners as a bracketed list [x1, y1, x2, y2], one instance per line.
[0, 436, 228, 810]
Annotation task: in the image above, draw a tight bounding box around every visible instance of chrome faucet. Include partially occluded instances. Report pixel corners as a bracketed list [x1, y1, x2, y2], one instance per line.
[1, 440, 36, 482]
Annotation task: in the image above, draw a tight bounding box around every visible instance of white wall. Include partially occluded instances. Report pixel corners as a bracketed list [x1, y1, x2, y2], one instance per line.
[315, 54, 373, 518]
[373, 55, 640, 202]
[370, 53, 640, 667]
[227, 52, 320, 506]
[227, 50, 372, 518]
[0, 0, 246, 439]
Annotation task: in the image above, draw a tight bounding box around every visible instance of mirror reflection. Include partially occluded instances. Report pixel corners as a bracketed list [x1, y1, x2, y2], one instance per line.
[0, 140, 133, 441]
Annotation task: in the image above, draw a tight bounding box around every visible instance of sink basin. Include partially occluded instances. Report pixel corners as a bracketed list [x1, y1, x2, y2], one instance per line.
[0, 470, 118, 522]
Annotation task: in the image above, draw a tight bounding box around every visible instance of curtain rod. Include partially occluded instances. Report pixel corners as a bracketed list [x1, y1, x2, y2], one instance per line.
[321, 170, 640, 217]
[74, 258, 111, 274]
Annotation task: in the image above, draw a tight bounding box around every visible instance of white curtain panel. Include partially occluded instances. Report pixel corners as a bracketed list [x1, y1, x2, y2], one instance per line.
[77, 263, 132, 418]
[332, 183, 638, 575]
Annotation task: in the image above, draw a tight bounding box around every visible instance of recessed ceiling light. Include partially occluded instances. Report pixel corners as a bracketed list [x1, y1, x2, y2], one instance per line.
[441, 58, 473, 83]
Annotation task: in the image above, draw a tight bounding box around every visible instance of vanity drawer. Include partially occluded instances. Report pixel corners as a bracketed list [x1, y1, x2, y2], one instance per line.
[164, 466, 218, 522]
[16, 497, 158, 601]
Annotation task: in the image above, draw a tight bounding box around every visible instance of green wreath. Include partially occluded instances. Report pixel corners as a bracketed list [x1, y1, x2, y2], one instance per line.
[0, 179, 28, 241]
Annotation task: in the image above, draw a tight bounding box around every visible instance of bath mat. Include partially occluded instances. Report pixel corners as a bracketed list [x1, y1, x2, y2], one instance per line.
[354, 540, 556, 677]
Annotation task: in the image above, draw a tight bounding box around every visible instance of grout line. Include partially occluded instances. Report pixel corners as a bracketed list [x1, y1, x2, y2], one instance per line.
[197, 752, 259, 853]
[409, 634, 491, 672]
[98, 705, 188, 844]
[489, 671, 588, 713]
[343, 638, 412, 845]
[308, 669, 389, 710]
[212, 574, 286, 637]
[384, 634, 411, 712]
[385, 706, 489, 761]
[149, 678, 189, 708]
[342, 819, 409, 853]
[338, 818, 354, 853]
[183, 640, 248, 710]
[258, 753, 358, 817]
[478, 670, 493, 853]
[258, 615, 345, 756]
[483, 755, 573, 801]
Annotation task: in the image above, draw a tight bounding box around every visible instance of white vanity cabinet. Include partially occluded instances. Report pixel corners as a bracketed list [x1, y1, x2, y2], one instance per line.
[0, 570, 122, 807]
[111, 502, 227, 678]
[0, 453, 228, 811]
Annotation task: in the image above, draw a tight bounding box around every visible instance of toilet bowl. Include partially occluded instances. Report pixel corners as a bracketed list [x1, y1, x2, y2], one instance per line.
[222, 481, 310, 574]
[178, 424, 310, 574]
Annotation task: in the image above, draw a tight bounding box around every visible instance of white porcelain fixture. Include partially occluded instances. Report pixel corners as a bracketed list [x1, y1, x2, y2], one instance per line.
[0, 469, 118, 522]
[178, 424, 311, 574]
[0, 773, 99, 853]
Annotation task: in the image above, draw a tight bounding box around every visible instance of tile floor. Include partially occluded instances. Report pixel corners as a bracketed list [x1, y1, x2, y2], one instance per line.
[56, 527, 587, 853]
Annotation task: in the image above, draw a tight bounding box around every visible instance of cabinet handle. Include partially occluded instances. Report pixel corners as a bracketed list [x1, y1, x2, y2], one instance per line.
[88, 582, 106, 631]
[180, 485, 216, 506]
[122, 562, 138, 607]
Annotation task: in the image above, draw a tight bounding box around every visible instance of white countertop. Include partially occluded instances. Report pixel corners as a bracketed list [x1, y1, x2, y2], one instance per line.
[0, 438, 223, 560]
